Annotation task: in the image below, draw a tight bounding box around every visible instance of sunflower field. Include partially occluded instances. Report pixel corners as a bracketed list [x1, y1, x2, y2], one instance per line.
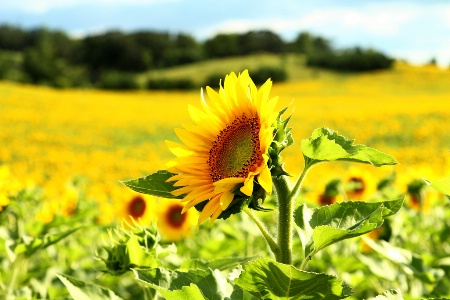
[1, 62, 450, 300]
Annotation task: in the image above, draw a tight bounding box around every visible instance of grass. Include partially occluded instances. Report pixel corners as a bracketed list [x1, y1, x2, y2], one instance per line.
[140, 53, 340, 86]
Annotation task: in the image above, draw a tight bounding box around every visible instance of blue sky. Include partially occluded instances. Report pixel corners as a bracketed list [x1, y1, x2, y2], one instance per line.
[1, 0, 450, 66]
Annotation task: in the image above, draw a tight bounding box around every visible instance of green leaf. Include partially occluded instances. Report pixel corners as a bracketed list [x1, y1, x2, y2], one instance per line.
[120, 170, 183, 199]
[234, 257, 352, 300]
[180, 256, 255, 272]
[370, 289, 403, 300]
[7, 226, 82, 260]
[362, 238, 445, 284]
[428, 177, 450, 196]
[134, 267, 231, 300]
[301, 127, 397, 166]
[295, 198, 403, 258]
[56, 274, 124, 300]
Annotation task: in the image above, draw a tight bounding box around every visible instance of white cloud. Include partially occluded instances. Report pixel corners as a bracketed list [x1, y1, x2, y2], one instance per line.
[2, 0, 177, 14]
[198, 3, 422, 39]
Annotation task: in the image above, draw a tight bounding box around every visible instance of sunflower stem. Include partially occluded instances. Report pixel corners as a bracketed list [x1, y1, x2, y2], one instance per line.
[243, 207, 279, 256]
[274, 157, 317, 264]
[273, 175, 294, 264]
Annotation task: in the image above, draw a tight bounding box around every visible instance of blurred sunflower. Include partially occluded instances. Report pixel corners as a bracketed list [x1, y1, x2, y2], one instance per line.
[307, 179, 344, 206]
[397, 166, 436, 212]
[118, 192, 154, 224]
[155, 198, 198, 241]
[343, 167, 377, 200]
[167, 70, 278, 224]
[0, 165, 20, 212]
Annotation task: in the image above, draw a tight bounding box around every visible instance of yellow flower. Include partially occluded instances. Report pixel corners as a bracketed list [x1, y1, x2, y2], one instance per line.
[155, 198, 198, 241]
[343, 167, 377, 200]
[0, 193, 9, 212]
[118, 192, 154, 224]
[167, 70, 278, 224]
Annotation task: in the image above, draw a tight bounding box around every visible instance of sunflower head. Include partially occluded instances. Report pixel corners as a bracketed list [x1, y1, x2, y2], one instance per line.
[167, 70, 280, 224]
[155, 198, 197, 241]
[118, 192, 153, 224]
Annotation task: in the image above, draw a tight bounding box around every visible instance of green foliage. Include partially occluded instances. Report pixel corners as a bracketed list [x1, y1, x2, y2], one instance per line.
[370, 289, 403, 300]
[362, 238, 445, 284]
[98, 222, 161, 275]
[57, 274, 124, 300]
[134, 267, 231, 300]
[295, 198, 403, 260]
[147, 77, 196, 90]
[234, 257, 352, 299]
[120, 170, 182, 199]
[96, 71, 140, 90]
[428, 177, 450, 196]
[307, 47, 394, 72]
[6, 226, 82, 260]
[301, 127, 398, 166]
[269, 106, 294, 177]
[249, 65, 288, 84]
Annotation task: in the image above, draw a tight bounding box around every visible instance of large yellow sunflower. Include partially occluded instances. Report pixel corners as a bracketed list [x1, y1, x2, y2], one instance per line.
[166, 70, 279, 224]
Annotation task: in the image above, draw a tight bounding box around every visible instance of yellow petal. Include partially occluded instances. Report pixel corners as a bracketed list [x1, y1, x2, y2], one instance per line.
[198, 194, 221, 224]
[240, 176, 254, 196]
[257, 165, 273, 194]
[219, 191, 234, 210]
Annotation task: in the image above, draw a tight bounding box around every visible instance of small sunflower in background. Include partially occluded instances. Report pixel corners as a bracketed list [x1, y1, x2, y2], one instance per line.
[154, 198, 198, 241]
[343, 167, 377, 200]
[307, 179, 344, 206]
[397, 166, 437, 212]
[118, 192, 154, 224]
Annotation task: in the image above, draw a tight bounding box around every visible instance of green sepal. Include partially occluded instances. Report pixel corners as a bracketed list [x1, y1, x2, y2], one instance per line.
[269, 106, 294, 177]
[301, 127, 398, 166]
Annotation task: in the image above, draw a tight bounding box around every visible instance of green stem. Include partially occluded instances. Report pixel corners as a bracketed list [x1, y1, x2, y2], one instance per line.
[6, 255, 26, 298]
[273, 175, 293, 264]
[243, 207, 279, 257]
[274, 157, 317, 265]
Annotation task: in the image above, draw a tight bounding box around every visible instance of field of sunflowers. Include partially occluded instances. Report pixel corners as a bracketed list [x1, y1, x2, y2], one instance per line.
[1, 62, 450, 299]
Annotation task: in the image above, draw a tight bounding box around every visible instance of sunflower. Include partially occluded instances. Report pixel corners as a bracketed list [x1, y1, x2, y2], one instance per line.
[118, 191, 154, 224]
[343, 167, 377, 200]
[166, 70, 279, 224]
[155, 198, 198, 241]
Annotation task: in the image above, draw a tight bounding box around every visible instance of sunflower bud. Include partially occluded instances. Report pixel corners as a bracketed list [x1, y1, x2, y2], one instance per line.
[98, 220, 160, 275]
[269, 107, 294, 177]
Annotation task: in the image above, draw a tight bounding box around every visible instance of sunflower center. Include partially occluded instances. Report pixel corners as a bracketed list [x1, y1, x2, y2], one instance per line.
[165, 204, 187, 228]
[348, 177, 365, 193]
[208, 113, 263, 182]
[128, 196, 146, 218]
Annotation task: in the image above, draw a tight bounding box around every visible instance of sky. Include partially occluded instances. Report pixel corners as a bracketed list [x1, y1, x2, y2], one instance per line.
[1, 0, 450, 66]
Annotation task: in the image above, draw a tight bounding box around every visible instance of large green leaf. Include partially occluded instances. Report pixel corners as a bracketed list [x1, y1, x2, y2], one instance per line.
[301, 128, 397, 166]
[234, 257, 352, 299]
[295, 198, 403, 258]
[56, 274, 123, 300]
[134, 267, 231, 300]
[120, 170, 183, 199]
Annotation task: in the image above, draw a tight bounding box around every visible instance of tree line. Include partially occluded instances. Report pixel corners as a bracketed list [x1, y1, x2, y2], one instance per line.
[0, 24, 394, 89]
